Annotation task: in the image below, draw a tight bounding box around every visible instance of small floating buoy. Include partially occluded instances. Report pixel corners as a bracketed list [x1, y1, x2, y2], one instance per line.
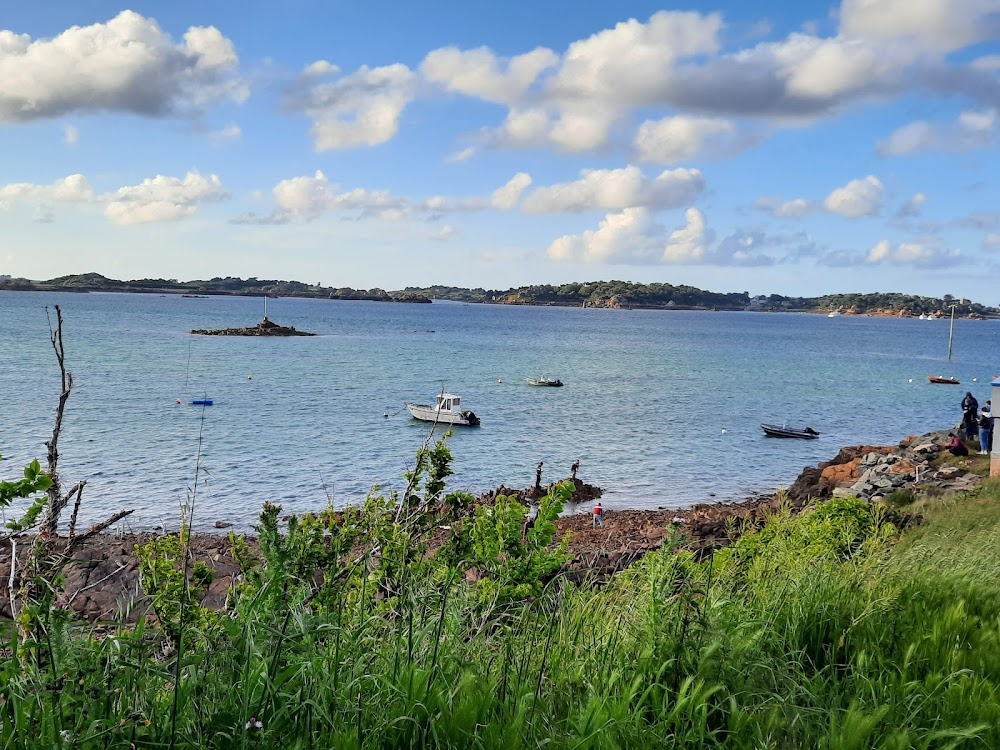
[176, 399, 182, 404]
[721, 428, 727, 434]
[908, 378, 913, 383]
[973, 377, 978, 382]
[248, 375, 253, 380]
[383, 412, 389, 418]
[498, 378, 503, 383]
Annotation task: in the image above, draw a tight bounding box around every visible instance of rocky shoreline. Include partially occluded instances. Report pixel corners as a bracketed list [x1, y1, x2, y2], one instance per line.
[0, 427, 988, 623]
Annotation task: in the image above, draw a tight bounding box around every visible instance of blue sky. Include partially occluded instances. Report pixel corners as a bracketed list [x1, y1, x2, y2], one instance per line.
[1, 1, 1000, 301]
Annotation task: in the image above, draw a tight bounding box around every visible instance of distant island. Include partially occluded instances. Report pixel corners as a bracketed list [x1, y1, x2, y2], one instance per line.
[1, 272, 995, 318]
[191, 317, 315, 337]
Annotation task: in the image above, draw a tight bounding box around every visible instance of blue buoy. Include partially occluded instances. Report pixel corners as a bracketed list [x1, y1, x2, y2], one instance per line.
[191, 399, 214, 406]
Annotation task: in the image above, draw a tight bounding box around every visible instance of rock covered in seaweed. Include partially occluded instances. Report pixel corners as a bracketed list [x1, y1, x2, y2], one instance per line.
[191, 317, 316, 336]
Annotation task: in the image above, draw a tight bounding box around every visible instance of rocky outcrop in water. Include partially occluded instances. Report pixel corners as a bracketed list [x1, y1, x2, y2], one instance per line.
[191, 317, 316, 336]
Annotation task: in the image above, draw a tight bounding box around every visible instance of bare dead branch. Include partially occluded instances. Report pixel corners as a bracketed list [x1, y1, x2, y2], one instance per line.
[65, 480, 88, 541]
[7, 538, 16, 618]
[71, 510, 136, 546]
[42, 305, 73, 536]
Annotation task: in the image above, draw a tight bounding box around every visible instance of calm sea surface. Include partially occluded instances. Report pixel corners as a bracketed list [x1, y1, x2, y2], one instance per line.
[1, 291, 997, 530]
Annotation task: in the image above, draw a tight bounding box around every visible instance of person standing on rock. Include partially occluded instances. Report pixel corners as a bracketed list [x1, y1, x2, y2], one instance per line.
[534, 461, 544, 495]
[962, 392, 979, 441]
[571, 460, 580, 480]
[592, 502, 604, 528]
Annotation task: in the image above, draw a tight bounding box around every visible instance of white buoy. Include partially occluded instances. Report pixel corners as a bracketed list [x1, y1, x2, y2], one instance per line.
[498, 378, 503, 383]
[383, 412, 389, 418]
[721, 428, 727, 434]
[973, 377, 978, 382]
[908, 378, 913, 383]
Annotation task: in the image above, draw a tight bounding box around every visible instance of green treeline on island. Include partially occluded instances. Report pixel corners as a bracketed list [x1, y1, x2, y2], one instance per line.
[1, 272, 995, 317]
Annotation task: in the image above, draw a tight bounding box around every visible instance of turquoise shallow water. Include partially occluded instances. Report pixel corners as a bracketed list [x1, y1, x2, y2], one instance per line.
[1, 291, 997, 530]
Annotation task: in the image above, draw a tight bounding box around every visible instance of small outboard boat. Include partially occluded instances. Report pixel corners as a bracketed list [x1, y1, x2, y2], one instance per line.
[191, 399, 214, 406]
[526, 376, 563, 387]
[761, 424, 819, 439]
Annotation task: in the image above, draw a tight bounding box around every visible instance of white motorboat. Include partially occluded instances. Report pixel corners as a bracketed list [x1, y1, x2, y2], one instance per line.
[405, 392, 480, 426]
[827, 311, 842, 317]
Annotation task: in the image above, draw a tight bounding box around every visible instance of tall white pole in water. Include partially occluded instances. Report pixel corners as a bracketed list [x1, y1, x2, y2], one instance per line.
[992, 378, 1000, 477]
[947, 304, 955, 361]
[264, 294, 268, 320]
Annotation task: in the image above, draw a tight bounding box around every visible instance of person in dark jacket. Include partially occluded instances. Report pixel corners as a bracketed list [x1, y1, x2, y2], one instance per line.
[962, 392, 979, 441]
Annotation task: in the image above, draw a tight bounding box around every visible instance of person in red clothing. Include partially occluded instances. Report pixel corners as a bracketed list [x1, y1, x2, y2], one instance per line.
[592, 502, 604, 528]
[946, 432, 969, 457]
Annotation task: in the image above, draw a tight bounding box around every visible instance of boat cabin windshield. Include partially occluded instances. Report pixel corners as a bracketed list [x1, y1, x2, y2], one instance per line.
[437, 394, 460, 409]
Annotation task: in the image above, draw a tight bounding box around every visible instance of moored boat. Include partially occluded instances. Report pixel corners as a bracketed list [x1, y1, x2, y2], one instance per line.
[526, 375, 563, 387]
[405, 393, 480, 426]
[761, 423, 820, 439]
[928, 376, 960, 384]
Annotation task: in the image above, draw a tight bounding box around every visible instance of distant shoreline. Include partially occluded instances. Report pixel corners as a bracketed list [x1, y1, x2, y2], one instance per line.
[3, 285, 994, 319]
[2, 272, 995, 319]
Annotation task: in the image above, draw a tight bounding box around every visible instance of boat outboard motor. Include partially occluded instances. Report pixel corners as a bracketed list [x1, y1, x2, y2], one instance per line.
[462, 410, 481, 426]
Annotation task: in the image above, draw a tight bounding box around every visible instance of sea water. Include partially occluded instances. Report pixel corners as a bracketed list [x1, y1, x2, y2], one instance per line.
[1, 291, 995, 530]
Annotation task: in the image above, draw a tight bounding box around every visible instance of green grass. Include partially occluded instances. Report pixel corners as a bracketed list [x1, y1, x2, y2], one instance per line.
[5, 488, 1000, 748]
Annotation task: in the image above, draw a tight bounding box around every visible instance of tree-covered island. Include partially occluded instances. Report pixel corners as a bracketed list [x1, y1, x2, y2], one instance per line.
[1, 272, 996, 317]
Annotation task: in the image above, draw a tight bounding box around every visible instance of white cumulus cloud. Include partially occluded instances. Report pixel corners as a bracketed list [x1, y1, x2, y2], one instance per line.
[421, 46, 558, 105]
[0, 174, 93, 215]
[547, 207, 720, 265]
[663, 208, 710, 263]
[879, 109, 997, 155]
[824, 175, 884, 217]
[238, 170, 533, 223]
[866, 237, 960, 266]
[547, 207, 664, 264]
[104, 171, 227, 225]
[287, 63, 417, 151]
[522, 166, 704, 214]
[633, 115, 740, 163]
[0, 11, 244, 123]
[490, 172, 532, 210]
[840, 0, 1000, 53]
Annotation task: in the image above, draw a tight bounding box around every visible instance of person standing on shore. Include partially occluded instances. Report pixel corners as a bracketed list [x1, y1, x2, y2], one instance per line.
[571, 459, 580, 480]
[988, 401, 994, 451]
[979, 406, 993, 454]
[962, 392, 979, 441]
[592, 502, 604, 528]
